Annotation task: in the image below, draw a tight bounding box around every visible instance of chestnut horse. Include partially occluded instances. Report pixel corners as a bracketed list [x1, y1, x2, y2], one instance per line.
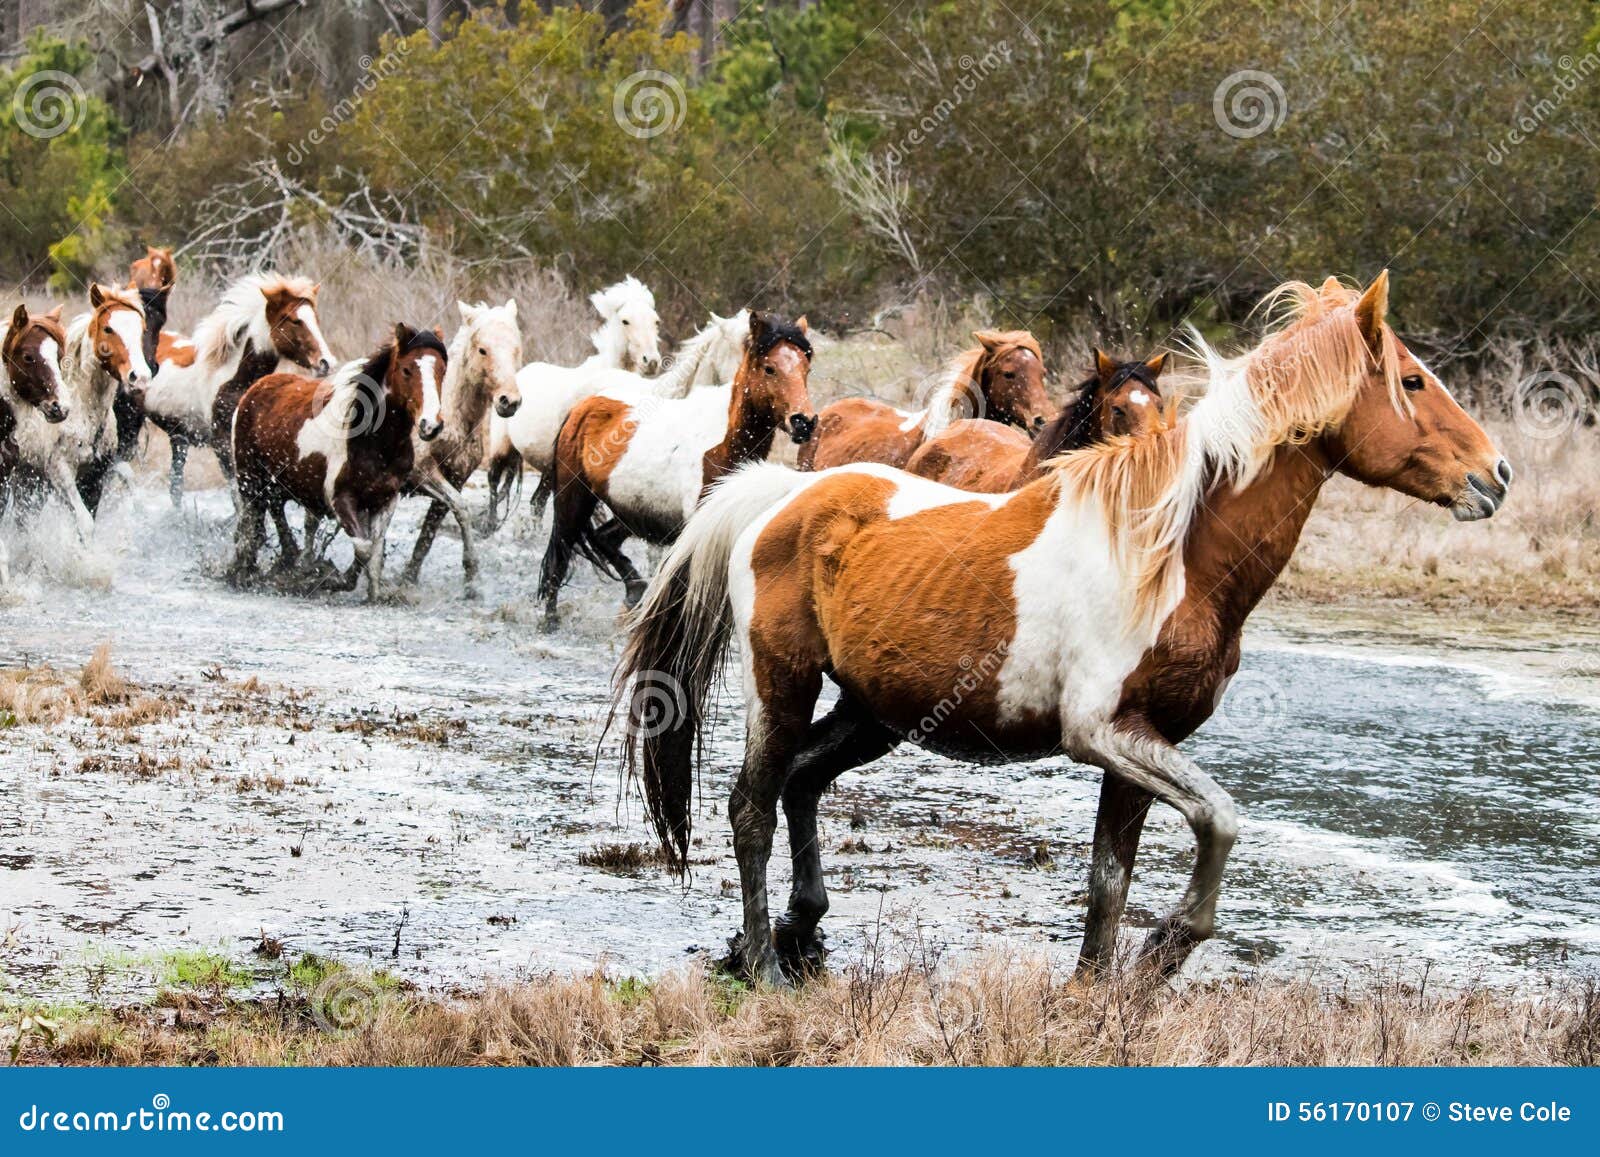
[141, 274, 335, 504]
[797, 330, 1050, 471]
[906, 350, 1168, 492]
[1, 305, 71, 572]
[230, 324, 445, 601]
[537, 312, 816, 630]
[616, 272, 1512, 986]
[128, 245, 176, 292]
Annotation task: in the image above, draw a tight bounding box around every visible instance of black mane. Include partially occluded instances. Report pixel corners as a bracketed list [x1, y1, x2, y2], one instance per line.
[359, 326, 448, 385]
[752, 314, 813, 360]
[1047, 356, 1162, 455]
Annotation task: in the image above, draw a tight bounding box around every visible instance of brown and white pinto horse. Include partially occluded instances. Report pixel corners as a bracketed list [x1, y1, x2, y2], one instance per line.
[797, 330, 1050, 471]
[617, 272, 1513, 986]
[1, 305, 71, 573]
[128, 246, 176, 292]
[141, 273, 335, 504]
[537, 312, 816, 630]
[906, 350, 1169, 492]
[230, 325, 445, 600]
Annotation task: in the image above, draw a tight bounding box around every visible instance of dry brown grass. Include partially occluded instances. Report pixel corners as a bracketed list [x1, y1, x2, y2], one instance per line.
[0, 643, 134, 724]
[9, 957, 1596, 1067]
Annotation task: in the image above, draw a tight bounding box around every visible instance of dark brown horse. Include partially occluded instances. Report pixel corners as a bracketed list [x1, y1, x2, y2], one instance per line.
[797, 330, 1050, 471]
[1, 305, 71, 570]
[537, 311, 815, 630]
[230, 324, 445, 600]
[906, 351, 1169, 492]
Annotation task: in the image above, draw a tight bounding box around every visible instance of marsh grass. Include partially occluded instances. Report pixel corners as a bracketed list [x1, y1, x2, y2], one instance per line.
[6, 955, 1593, 1067]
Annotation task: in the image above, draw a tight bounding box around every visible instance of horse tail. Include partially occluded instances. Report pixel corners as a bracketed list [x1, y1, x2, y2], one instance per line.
[613, 462, 812, 873]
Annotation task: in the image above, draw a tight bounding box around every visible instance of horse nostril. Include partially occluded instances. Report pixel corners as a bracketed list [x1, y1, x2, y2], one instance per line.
[1033, 416, 1046, 429]
[1496, 458, 1514, 488]
[317, 359, 332, 376]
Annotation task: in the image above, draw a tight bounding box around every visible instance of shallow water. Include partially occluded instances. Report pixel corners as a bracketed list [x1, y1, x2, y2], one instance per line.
[1, 483, 1596, 1002]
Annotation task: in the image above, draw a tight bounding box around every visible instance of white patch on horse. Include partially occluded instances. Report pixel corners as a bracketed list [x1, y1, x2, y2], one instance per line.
[295, 358, 364, 508]
[297, 304, 333, 368]
[605, 386, 734, 528]
[416, 354, 442, 427]
[107, 309, 152, 382]
[1129, 389, 1150, 407]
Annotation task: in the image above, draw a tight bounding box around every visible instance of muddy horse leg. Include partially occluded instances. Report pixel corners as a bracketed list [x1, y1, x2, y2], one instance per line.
[527, 468, 554, 536]
[1084, 725, 1238, 978]
[728, 670, 822, 988]
[590, 517, 648, 608]
[1074, 772, 1155, 978]
[229, 493, 266, 586]
[167, 435, 189, 507]
[402, 497, 451, 588]
[536, 474, 600, 631]
[268, 500, 299, 575]
[773, 693, 900, 974]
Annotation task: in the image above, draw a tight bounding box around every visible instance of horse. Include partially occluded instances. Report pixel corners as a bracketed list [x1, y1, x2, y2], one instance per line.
[128, 245, 176, 292]
[397, 300, 523, 596]
[230, 324, 446, 602]
[0, 304, 71, 575]
[906, 350, 1169, 492]
[796, 330, 1051, 472]
[491, 308, 751, 532]
[483, 276, 664, 525]
[107, 284, 174, 472]
[140, 273, 335, 504]
[537, 311, 816, 630]
[31, 285, 152, 521]
[615, 271, 1512, 987]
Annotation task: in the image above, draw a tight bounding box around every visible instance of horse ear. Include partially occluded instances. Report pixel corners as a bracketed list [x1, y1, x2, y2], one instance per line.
[311, 283, 321, 298]
[433, 326, 445, 341]
[457, 300, 476, 323]
[589, 287, 615, 318]
[11, 303, 28, 332]
[503, 298, 517, 317]
[1093, 347, 1117, 381]
[1143, 352, 1168, 379]
[44, 305, 63, 323]
[1320, 275, 1343, 297]
[1354, 270, 1390, 350]
[89, 283, 106, 308]
[795, 315, 809, 333]
[394, 322, 417, 348]
[973, 329, 1002, 350]
[747, 310, 769, 341]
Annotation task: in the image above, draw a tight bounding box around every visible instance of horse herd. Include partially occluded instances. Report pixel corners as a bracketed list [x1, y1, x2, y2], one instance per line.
[1, 249, 1515, 985]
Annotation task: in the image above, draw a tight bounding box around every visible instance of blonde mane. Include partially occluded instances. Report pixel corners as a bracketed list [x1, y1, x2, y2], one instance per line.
[920, 331, 1043, 437]
[191, 273, 315, 370]
[1050, 277, 1407, 628]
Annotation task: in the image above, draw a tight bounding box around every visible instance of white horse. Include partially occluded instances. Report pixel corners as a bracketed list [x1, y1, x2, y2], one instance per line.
[399, 299, 524, 596]
[140, 273, 335, 504]
[483, 277, 663, 523]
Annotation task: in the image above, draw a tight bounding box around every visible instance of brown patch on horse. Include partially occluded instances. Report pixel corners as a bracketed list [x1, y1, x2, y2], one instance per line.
[3, 303, 68, 418]
[128, 246, 176, 291]
[85, 284, 149, 386]
[156, 330, 197, 367]
[904, 419, 1031, 492]
[799, 330, 1049, 471]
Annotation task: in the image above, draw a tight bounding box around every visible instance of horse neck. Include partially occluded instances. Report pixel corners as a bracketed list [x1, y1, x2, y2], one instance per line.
[1016, 400, 1095, 485]
[652, 327, 712, 398]
[443, 333, 492, 432]
[1180, 440, 1329, 639]
[65, 319, 112, 402]
[590, 321, 627, 368]
[715, 372, 782, 464]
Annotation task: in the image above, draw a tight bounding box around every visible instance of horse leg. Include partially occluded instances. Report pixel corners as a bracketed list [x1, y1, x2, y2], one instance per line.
[268, 501, 299, 576]
[401, 497, 450, 588]
[228, 494, 265, 586]
[590, 517, 648, 607]
[413, 477, 478, 598]
[527, 468, 553, 536]
[773, 693, 900, 974]
[52, 459, 95, 540]
[1082, 725, 1238, 978]
[728, 673, 821, 988]
[1074, 772, 1155, 979]
[362, 505, 395, 602]
[536, 477, 598, 632]
[167, 436, 189, 507]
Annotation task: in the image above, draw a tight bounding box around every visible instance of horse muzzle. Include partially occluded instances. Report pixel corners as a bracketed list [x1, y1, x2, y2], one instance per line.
[1451, 463, 1511, 521]
[494, 394, 522, 419]
[787, 413, 818, 444]
[42, 400, 69, 424]
[315, 358, 333, 378]
[417, 417, 444, 442]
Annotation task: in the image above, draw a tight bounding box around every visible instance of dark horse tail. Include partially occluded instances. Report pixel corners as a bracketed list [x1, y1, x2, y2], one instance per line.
[612, 463, 812, 872]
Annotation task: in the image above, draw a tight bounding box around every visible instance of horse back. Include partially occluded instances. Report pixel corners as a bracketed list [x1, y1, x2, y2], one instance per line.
[799, 397, 923, 471]
[905, 419, 1030, 492]
[233, 373, 333, 511]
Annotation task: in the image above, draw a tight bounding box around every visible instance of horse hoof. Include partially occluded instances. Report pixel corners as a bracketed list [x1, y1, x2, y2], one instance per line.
[537, 615, 559, 635]
[463, 583, 481, 603]
[1136, 916, 1205, 979]
[715, 932, 791, 989]
[773, 919, 829, 981]
[623, 581, 648, 610]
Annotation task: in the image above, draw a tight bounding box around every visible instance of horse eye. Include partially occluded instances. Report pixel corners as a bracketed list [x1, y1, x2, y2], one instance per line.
[1403, 375, 1425, 392]
[23, 353, 33, 363]
[1003, 370, 1016, 379]
[764, 363, 776, 376]
[621, 319, 630, 326]
[478, 347, 488, 356]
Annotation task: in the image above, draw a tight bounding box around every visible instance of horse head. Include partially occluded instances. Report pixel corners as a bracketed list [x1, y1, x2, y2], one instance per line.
[261, 278, 335, 377]
[973, 329, 1051, 433]
[387, 323, 448, 442]
[87, 283, 153, 392]
[457, 299, 523, 419]
[1317, 272, 1510, 521]
[590, 276, 662, 374]
[3, 303, 69, 423]
[1090, 348, 1168, 439]
[738, 311, 816, 444]
[128, 245, 176, 291]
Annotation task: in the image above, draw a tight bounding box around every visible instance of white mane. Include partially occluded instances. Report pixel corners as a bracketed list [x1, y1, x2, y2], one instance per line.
[189, 273, 294, 369]
[649, 310, 749, 398]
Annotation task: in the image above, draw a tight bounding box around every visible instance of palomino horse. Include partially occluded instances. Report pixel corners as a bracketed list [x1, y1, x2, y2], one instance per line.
[398, 300, 523, 596]
[230, 324, 446, 601]
[1, 305, 71, 574]
[537, 312, 816, 630]
[484, 276, 663, 524]
[906, 351, 1169, 492]
[797, 330, 1051, 471]
[616, 272, 1512, 986]
[493, 308, 753, 533]
[59, 286, 153, 517]
[140, 273, 335, 504]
